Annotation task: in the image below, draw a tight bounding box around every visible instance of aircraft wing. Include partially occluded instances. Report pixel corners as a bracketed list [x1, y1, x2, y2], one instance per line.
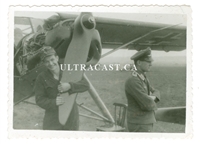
[58, 13, 186, 52]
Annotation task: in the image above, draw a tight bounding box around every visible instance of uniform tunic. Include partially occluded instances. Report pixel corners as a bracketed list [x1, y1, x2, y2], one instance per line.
[34, 69, 89, 130]
[125, 70, 160, 132]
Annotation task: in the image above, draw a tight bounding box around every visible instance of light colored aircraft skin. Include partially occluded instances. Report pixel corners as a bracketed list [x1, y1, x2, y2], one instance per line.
[14, 12, 186, 127]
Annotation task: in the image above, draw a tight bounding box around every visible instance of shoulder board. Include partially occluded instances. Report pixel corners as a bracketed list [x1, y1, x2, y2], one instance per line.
[131, 71, 138, 77]
[131, 70, 145, 81]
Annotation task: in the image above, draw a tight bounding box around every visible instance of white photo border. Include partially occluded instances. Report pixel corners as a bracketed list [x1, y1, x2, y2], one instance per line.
[8, 5, 192, 139]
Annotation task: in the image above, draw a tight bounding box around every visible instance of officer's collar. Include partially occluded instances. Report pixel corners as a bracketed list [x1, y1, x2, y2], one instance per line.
[131, 70, 145, 81]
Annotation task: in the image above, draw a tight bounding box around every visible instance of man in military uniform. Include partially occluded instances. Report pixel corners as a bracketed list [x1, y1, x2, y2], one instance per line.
[125, 47, 160, 132]
[34, 46, 89, 130]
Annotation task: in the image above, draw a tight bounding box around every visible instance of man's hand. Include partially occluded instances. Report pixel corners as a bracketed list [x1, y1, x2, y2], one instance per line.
[56, 95, 65, 106]
[149, 95, 156, 101]
[58, 82, 71, 93]
[151, 89, 160, 102]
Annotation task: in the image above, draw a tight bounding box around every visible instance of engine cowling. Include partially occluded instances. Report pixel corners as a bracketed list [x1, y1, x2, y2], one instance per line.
[45, 13, 102, 67]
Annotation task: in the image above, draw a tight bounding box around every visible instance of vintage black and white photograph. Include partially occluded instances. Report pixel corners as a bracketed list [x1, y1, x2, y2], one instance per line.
[11, 7, 190, 136]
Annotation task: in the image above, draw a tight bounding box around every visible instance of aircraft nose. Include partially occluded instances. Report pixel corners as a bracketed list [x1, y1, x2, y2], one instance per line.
[82, 14, 95, 29]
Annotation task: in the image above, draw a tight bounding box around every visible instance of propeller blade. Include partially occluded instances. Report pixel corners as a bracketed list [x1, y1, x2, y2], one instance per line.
[58, 12, 102, 125]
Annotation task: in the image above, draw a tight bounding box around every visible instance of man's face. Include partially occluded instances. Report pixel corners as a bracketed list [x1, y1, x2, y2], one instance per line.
[138, 60, 153, 72]
[43, 55, 59, 71]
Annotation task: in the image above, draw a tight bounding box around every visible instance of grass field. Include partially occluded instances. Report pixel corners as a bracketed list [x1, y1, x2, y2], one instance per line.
[13, 63, 186, 132]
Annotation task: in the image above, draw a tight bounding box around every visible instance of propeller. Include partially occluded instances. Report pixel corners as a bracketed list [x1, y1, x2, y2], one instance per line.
[58, 12, 102, 125]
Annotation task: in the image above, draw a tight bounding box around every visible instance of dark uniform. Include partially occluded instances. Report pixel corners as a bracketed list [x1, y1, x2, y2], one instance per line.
[34, 69, 89, 130]
[34, 46, 89, 130]
[125, 47, 160, 132]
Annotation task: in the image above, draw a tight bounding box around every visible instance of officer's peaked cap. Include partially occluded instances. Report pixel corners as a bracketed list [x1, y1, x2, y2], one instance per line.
[130, 47, 153, 62]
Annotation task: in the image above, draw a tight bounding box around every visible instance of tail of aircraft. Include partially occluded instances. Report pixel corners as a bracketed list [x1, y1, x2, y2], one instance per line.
[155, 106, 186, 125]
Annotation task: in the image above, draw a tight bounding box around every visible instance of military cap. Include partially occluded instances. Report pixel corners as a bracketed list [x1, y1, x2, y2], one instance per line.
[40, 46, 56, 60]
[130, 47, 153, 62]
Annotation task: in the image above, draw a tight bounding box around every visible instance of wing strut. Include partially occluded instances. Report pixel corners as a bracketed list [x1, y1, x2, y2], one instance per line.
[83, 73, 115, 123]
[101, 23, 182, 58]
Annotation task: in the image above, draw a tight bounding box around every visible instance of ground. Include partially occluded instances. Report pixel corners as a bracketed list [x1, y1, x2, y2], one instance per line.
[13, 64, 186, 132]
